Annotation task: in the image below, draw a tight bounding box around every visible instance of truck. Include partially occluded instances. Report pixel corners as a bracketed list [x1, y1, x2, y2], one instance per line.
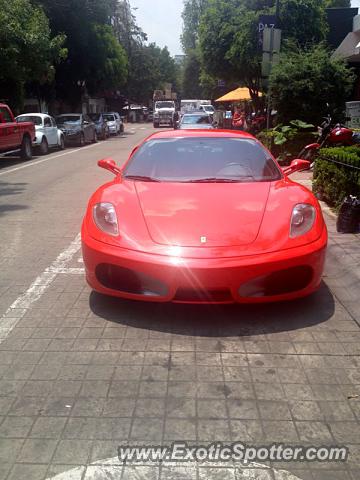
[0, 104, 35, 160]
[180, 99, 212, 116]
[153, 100, 176, 128]
[152, 88, 178, 128]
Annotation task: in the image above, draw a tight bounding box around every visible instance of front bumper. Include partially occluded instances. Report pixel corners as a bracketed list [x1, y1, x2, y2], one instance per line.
[62, 131, 81, 143]
[82, 228, 327, 304]
[108, 124, 118, 133]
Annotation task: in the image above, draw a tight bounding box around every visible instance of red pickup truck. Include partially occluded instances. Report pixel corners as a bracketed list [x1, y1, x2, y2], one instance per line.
[0, 103, 35, 160]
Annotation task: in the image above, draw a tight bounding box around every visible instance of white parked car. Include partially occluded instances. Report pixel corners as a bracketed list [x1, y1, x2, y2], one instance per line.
[16, 113, 65, 155]
[103, 112, 124, 135]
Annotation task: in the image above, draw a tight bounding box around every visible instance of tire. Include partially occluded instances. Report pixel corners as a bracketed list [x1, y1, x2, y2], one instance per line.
[101, 129, 107, 141]
[78, 132, 85, 147]
[20, 135, 32, 160]
[59, 135, 65, 150]
[92, 131, 98, 143]
[39, 137, 49, 155]
[153, 122, 159, 128]
[120, 124, 124, 133]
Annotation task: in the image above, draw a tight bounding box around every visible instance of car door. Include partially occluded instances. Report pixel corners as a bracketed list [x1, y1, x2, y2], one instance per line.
[43, 116, 54, 146]
[0, 106, 18, 149]
[47, 117, 58, 146]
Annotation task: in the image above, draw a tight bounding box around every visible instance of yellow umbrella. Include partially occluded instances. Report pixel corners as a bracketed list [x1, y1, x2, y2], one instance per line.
[215, 87, 262, 102]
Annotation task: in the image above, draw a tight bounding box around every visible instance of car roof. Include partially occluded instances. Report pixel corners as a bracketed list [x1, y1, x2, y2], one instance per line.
[145, 129, 255, 140]
[17, 113, 49, 118]
[182, 111, 209, 116]
[57, 113, 82, 116]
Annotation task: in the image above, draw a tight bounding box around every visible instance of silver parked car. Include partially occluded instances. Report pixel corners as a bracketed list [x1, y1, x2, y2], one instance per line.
[103, 112, 124, 135]
[16, 113, 65, 155]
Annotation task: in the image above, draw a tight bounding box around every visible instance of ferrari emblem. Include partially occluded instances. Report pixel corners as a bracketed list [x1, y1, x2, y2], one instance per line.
[200, 236, 207, 243]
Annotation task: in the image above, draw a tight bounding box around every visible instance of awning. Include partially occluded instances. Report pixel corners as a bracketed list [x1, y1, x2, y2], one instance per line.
[215, 87, 262, 102]
[332, 31, 360, 63]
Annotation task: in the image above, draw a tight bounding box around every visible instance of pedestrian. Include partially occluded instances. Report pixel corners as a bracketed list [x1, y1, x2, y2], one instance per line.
[232, 107, 247, 131]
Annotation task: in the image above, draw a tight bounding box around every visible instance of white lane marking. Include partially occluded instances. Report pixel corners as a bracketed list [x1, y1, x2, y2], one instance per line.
[50, 267, 85, 275]
[47, 458, 303, 480]
[0, 234, 81, 341]
[0, 143, 100, 177]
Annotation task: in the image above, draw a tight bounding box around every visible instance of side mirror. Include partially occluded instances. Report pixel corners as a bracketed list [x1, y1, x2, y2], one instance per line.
[98, 158, 121, 175]
[282, 159, 310, 176]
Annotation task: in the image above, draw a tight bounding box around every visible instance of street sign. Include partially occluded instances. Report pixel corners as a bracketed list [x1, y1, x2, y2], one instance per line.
[261, 27, 281, 77]
[258, 14, 278, 33]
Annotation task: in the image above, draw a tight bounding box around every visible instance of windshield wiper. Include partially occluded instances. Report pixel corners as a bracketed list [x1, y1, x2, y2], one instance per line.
[188, 177, 253, 183]
[124, 175, 160, 182]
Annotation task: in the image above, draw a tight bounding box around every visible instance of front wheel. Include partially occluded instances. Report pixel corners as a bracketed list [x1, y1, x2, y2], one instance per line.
[92, 131, 98, 143]
[20, 135, 32, 160]
[39, 137, 49, 155]
[153, 122, 159, 128]
[78, 132, 85, 147]
[59, 135, 65, 150]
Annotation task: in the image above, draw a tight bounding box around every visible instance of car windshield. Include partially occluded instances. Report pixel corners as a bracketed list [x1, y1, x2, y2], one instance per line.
[88, 114, 101, 122]
[182, 115, 210, 125]
[124, 137, 281, 183]
[156, 102, 174, 109]
[103, 114, 115, 121]
[56, 115, 81, 124]
[17, 116, 42, 126]
[202, 105, 215, 113]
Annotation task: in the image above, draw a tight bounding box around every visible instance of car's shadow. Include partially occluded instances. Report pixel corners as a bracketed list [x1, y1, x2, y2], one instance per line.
[89, 282, 334, 338]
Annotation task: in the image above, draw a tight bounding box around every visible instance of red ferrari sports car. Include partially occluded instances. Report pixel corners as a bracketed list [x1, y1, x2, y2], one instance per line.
[82, 129, 327, 304]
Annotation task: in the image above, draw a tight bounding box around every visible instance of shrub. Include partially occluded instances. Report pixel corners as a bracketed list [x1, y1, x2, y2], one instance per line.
[313, 147, 360, 208]
[257, 120, 316, 164]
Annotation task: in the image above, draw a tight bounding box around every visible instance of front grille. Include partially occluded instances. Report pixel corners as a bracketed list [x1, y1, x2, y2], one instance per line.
[239, 266, 313, 298]
[174, 288, 233, 303]
[95, 264, 168, 297]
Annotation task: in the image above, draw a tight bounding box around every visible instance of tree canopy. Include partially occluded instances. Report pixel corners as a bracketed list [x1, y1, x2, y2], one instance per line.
[0, 0, 66, 110]
[269, 44, 355, 124]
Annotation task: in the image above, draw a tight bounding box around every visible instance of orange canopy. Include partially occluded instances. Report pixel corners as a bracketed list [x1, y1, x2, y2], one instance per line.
[215, 87, 262, 102]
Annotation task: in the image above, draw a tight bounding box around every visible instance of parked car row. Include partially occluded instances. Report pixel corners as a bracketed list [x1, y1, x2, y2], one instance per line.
[0, 108, 125, 160]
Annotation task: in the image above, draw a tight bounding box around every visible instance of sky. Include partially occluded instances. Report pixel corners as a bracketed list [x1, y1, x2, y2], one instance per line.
[130, 0, 184, 56]
[130, 0, 360, 57]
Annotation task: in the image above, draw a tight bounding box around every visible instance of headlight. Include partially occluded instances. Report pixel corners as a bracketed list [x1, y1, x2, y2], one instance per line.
[93, 203, 119, 236]
[290, 204, 316, 238]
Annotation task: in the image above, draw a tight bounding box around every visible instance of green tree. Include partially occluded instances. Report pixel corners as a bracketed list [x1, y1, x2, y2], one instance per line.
[127, 44, 178, 104]
[269, 44, 355, 124]
[199, 1, 263, 101]
[279, 0, 328, 47]
[0, 0, 66, 111]
[181, 0, 209, 53]
[36, 0, 128, 106]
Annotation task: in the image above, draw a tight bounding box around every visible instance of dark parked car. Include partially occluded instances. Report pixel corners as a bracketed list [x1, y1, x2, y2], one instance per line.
[56, 114, 97, 146]
[88, 113, 109, 140]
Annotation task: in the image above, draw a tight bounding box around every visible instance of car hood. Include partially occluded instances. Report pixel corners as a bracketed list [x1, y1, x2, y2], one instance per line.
[134, 181, 270, 247]
[57, 122, 80, 129]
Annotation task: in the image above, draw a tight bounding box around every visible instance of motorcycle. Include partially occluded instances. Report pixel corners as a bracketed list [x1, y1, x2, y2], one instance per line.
[298, 114, 360, 164]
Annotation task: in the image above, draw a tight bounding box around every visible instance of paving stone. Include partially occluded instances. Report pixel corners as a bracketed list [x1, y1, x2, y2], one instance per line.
[29, 417, 67, 438]
[0, 416, 34, 438]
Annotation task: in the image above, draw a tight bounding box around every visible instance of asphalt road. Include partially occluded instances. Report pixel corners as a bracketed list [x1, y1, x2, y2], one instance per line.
[0, 124, 359, 480]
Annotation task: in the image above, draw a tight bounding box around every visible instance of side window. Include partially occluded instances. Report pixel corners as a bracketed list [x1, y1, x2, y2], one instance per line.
[0, 107, 12, 123]
[44, 117, 51, 127]
[50, 117, 56, 127]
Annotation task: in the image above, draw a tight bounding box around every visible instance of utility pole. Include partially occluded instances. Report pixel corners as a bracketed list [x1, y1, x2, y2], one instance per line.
[264, 0, 281, 130]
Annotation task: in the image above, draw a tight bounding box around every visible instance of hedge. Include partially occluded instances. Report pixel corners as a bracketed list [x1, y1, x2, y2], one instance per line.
[313, 147, 360, 208]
